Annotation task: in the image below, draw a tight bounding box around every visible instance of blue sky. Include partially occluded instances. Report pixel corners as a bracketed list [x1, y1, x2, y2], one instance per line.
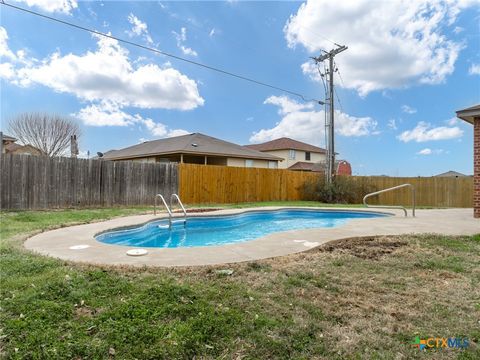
[1, 0, 479, 175]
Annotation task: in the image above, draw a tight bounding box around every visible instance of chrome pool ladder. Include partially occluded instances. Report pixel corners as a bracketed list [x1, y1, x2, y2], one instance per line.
[154, 193, 187, 228]
[170, 193, 187, 226]
[363, 183, 415, 217]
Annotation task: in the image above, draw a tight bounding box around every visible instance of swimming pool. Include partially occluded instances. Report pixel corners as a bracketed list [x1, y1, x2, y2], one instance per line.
[96, 209, 387, 248]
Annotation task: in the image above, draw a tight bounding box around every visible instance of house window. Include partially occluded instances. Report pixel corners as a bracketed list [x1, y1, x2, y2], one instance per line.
[289, 149, 296, 160]
[305, 152, 311, 161]
[268, 161, 277, 169]
[245, 159, 254, 167]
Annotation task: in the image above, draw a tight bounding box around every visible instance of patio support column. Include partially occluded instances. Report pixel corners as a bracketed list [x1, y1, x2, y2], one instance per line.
[474, 118, 480, 218]
[180, 154, 184, 163]
[204, 156, 208, 165]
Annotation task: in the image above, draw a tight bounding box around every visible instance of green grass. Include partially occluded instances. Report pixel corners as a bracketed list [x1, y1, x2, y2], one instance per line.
[0, 208, 479, 359]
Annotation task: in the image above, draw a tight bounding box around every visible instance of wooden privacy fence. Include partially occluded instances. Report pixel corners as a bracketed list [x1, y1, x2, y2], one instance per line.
[0, 156, 473, 209]
[0, 154, 178, 209]
[178, 163, 319, 203]
[352, 176, 473, 208]
[178, 164, 473, 207]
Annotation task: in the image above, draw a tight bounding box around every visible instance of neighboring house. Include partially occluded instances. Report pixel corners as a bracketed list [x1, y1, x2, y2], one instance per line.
[2, 133, 17, 154]
[1, 133, 42, 155]
[246, 137, 326, 169]
[288, 160, 352, 176]
[246, 137, 352, 175]
[434, 170, 468, 177]
[103, 133, 282, 168]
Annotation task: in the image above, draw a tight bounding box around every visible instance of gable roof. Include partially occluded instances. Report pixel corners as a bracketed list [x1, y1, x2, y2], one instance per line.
[1, 133, 17, 142]
[4, 143, 43, 155]
[245, 137, 327, 153]
[103, 133, 282, 161]
[456, 104, 480, 124]
[288, 160, 350, 173]
[434, 170, 467, 177]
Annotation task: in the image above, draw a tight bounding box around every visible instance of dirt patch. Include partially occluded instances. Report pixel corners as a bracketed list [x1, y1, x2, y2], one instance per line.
[74, 306, 103, 319]
[319, 236, 408, 260]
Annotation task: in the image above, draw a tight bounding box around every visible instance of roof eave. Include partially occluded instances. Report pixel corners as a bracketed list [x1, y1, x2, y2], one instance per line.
[104, 150, 281, 162]
[456, 107, 480, 124]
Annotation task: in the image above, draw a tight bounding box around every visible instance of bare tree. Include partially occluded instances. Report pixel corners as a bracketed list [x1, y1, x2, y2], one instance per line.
[8, 113, 81, 157]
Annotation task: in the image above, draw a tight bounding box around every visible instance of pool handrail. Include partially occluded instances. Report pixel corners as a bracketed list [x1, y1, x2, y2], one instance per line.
[154, 194, 172, 227]
[170, 193, 187, 226]
[363, 183, 415, 217]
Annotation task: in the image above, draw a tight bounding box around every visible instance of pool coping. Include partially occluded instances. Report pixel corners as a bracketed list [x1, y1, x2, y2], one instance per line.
[23, 207, 479, 267]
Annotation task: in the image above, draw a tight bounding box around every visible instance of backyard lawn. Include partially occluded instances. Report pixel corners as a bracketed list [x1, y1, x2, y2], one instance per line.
[0, 207, 478, 359]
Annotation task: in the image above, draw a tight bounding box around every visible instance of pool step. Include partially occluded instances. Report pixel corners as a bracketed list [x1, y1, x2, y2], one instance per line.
[158, 219, 186, 230]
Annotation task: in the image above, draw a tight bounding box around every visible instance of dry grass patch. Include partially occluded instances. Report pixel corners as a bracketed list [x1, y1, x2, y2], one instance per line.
[1, 216, 479, 359]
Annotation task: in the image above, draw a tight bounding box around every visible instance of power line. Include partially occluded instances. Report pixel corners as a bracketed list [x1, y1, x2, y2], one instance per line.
[294, 24, 341, 48]
[334, 60, 346, 89]
[1, 1, 323, 105]
[332, 60, 346, 112]
[334, 88, 344, 113]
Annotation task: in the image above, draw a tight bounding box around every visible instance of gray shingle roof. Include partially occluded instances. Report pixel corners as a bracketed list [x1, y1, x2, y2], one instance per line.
[434, 170, 468, 177]
[1, 133, 17, 142]
[456, 104, 480, 124]
[245, 137, 327, 153]
[103, 133, 282, 161]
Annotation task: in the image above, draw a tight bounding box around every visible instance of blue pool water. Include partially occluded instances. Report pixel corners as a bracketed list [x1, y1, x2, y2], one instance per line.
[96, 209, 387, 248]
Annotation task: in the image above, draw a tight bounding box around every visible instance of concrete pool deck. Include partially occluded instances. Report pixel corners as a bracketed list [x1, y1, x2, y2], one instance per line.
[24, 207, 479, 267]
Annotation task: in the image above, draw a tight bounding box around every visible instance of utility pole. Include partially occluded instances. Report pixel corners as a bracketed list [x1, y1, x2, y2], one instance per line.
[312, 45, 347, 184]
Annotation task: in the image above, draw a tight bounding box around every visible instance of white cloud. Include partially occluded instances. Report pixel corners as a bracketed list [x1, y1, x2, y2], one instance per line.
[127, 13, 153, 44]
[14, 0, 78, 14]
[1, 26, 35, 80]
[172, 27, 198, 57]
[417, 148, 432, 155]
[445, 117, 458, 126]
[2, 27, 198, 137]
[73, 101, 189, 137]
[285, 0, 474, 96]
[401, 105, 417, 114]
[398, 121, 463, 142]
[387, 119, 398, 130]
[166, 129, 190, 137]
[417, 148, 445, 155]
[264, 95, 314, 115]
[7, 34, 203, 111]
[0, 27, 16, 61]
[73, 101, 139, 127]
[469, 63, 480, 75]
[250, 95, 377, 144]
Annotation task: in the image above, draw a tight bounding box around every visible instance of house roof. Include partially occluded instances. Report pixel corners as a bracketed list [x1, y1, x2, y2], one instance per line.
[1, 133, 17, 142]
[4, 143, 42, 155]
[434, 170, 468, 177]
[103, 133, 282, 161]
[245, 137, 327, 153]
[288, 160, 350, 173]
[456, 104, 480, 124]
[288, 162, 323, 172]
[4, 143, 23, 152]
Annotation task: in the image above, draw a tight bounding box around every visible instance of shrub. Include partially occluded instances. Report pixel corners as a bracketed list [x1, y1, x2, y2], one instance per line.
[301, 176, 377, 204]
